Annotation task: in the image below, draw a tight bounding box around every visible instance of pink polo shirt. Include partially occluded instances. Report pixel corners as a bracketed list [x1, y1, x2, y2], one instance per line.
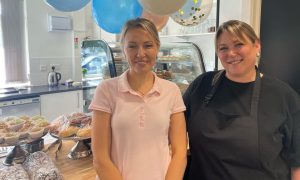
[89, 70, 186, 180]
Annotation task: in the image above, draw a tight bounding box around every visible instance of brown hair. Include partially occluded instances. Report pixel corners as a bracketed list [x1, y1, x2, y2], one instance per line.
[215, 20, 259, 49]
[120, 18, 160, 48]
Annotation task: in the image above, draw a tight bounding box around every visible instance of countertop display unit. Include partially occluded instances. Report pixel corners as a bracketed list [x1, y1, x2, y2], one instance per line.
[109, 42, 206, 93]
[81, 40, 118, 112]
[81, 40, 117, 80]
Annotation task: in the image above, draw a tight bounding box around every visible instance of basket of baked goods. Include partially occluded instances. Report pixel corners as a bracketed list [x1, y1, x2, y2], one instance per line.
[0, 115, 49, 146]
[48, 112, 92, 141]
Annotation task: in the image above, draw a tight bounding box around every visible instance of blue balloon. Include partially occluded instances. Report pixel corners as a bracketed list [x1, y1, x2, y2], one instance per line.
[45, 0, 91, 12]
[92, 0, 143, 34]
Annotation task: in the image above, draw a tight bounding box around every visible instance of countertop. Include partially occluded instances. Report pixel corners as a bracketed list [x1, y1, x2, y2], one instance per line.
[47, 141, 96, 180]
[0, 79, 100, 102]
[0, 85, 83, 102]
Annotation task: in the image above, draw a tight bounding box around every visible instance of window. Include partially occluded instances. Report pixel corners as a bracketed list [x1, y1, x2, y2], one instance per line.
[0, 0, 28, 87]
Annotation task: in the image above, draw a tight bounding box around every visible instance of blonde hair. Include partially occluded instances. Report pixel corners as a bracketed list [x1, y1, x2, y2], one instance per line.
[120, 18, 160, 48]
[215, 20, 259, 49]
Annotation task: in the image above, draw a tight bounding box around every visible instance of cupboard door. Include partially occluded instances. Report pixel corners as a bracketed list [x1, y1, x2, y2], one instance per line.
[40, 90, 83, 121]
[259, 0, 300, 94]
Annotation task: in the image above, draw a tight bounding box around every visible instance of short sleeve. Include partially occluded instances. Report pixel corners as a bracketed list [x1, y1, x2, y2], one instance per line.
[182, 72, 215, 130]
[171, 84, 186, 114]
[88, 81, 113, 113]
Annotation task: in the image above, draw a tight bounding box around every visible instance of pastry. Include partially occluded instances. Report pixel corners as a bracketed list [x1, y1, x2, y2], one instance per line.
[23, 151, 62, 180]
[58, 126, 79, 138]
[4, 132, 19, 144]
[29, 127, 45, 139]
[19, 115, 30, 121]
[6, 118, 25, 131]
[0, 164, 30, 180]
[163, 71, 173, 79]
[76, 127, 91, 138]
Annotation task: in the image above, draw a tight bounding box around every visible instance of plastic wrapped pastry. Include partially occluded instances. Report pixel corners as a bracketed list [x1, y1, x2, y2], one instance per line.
[0, 164, 29, 180]
[76, 125, 92, 138]
[22, 151, 62, 180]
[49, 112, 92, 138]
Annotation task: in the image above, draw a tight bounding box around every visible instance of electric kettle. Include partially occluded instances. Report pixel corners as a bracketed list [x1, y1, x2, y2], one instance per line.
[48, 66, 62, 87]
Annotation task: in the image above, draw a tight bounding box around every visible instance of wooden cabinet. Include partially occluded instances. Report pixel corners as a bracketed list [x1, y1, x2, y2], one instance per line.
[40, 90, 83, 121]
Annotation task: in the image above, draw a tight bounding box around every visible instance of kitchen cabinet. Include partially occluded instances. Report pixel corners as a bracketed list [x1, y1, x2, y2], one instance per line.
[40, 90, 83, 121]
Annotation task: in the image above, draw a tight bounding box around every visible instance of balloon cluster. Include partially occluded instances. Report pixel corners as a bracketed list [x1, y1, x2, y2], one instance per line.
[45, 0, 91, 12]
[92, 0, 143, 34]
[44, 0, 214, 34]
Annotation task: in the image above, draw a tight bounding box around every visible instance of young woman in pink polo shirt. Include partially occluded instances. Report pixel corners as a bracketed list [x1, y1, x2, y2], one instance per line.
[89, 18, 187, 180]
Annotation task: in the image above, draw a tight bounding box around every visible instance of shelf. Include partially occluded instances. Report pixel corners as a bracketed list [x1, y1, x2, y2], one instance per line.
[159, 32, 215, 39]
[157, 59, 192, 63]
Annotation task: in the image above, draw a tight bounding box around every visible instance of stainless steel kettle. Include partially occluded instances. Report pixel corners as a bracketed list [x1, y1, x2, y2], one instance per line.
[48, 66, 62, 86]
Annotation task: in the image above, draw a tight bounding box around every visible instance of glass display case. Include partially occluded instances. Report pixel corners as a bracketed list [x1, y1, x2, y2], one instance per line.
[108, 42, 206, 93]
[81, 40, 117, 80]
[81, 40, 117, 113]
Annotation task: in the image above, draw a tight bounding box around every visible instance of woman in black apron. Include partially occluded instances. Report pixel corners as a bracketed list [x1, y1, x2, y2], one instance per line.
[183, 20, 300, 180]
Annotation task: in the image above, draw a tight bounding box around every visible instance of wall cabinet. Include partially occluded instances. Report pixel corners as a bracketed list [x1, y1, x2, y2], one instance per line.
[40, 90, 83, 121]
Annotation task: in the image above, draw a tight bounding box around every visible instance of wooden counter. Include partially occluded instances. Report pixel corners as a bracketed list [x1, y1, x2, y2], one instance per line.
[46, 140, 96, 180]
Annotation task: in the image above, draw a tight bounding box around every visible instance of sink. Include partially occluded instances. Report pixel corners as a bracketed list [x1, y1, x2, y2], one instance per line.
[0, 88, 19, 94]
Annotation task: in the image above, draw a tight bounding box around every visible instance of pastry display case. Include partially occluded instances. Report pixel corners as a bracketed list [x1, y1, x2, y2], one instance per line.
[108, 42, 206, 93]
[81, 40, 117, 80]
[81, 40, 117, 113]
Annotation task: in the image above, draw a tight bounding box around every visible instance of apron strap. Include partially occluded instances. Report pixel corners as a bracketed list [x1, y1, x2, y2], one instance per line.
[250, 68, 262, 117]
[202, 68, 262, 115]
[202, 70, 225, 107]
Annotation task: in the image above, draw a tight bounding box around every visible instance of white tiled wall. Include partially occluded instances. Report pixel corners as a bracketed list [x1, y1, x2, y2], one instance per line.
[29, 57, 73, 86]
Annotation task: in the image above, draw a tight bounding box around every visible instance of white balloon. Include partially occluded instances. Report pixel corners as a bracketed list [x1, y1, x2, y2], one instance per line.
[138, 0, 187, 15]
[171, 0, 213, 26]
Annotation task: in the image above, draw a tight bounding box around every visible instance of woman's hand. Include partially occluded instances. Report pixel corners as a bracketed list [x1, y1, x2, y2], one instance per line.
[292, 167, 300, 180]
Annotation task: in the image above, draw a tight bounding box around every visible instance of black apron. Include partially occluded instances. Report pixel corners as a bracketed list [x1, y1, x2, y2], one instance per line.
[187, 70, 282, 180]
